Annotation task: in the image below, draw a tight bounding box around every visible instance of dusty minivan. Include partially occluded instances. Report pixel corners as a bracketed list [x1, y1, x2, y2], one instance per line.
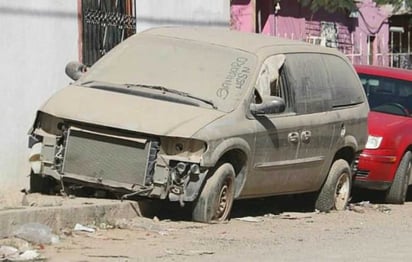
[28, 27, 369, 222]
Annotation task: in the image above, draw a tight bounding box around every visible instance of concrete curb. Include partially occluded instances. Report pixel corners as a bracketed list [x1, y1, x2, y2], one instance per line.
[0, 195, 141, 238]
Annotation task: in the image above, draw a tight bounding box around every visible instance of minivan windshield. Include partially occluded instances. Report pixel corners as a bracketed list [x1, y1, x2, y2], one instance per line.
[358, 73, 412, 117]
[79, 36, 257, 113]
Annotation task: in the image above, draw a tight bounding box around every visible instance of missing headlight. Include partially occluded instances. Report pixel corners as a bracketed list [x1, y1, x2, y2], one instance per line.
[161, 138, 206, 159]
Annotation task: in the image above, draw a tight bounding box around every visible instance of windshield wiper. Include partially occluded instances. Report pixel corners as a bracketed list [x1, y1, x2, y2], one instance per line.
[125, 83, 217, 109]
[80, 81, 217, 109]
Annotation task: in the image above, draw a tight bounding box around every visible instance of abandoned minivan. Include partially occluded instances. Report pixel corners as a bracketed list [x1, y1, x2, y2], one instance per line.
[28, 27, 369, 223]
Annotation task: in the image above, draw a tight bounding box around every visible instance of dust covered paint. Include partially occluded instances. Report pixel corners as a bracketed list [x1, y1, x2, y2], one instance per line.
[28, 27, 369, 223]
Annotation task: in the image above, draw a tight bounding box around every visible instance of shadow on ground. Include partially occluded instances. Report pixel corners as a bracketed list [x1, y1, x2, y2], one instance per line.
[144, 186, 412, 221]
[141, 193, 317, 221]
[351, 185, 412, 204]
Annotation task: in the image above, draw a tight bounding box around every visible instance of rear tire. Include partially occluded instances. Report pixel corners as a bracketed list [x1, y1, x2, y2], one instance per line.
[192, 163, 235, 223]
[315, 159, 351, 212]
[385, 151, 412, 204]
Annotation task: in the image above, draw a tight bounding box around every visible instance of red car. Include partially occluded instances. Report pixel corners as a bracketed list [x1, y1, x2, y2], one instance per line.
[354, 65, 412, 204]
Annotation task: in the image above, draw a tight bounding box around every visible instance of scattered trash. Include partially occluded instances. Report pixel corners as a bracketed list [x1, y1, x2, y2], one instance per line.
[376, 205, 391, 214]
[278, 212, 313, 220]
[18, 250, 41, 260]
[14, 223, 59, 245]
[352, 201, 372, 207]
[74, 223, 96, 233]
[234, 216, 263, 222]
[114, 218, 170, 236]
[348, 201, 391, 214]
[97, 222, 114, 230]
[0, 245, 43, 261]
[0, 245, 18, 258]
[0, 238, 32, 252]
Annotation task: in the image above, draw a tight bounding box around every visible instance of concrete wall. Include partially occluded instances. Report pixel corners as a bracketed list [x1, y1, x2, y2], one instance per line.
[0, 1, 78, 193]
[136, 0, 230, 32]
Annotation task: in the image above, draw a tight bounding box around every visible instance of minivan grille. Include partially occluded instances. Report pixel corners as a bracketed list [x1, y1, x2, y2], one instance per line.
[62, 128, 151, 187]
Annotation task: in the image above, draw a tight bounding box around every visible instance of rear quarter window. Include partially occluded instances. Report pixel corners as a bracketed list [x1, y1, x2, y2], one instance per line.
[322, 55, 365, 107]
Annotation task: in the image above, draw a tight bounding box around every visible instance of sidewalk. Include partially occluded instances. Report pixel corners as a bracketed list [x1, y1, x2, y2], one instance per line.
[0, 193, 141, 238]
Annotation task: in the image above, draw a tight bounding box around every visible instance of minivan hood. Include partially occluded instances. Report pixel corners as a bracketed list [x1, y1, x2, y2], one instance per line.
[40, 85, 225, 137]
[368, 111, 409, 136]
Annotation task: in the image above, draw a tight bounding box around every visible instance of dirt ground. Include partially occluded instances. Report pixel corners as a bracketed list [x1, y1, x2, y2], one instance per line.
[23, 190, 411, 262]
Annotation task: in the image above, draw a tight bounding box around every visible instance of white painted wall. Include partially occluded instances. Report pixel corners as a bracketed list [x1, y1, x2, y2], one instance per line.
[136, 0, 230, 32]
[0, 0, 230, 195]
[0, 1, 78, 193]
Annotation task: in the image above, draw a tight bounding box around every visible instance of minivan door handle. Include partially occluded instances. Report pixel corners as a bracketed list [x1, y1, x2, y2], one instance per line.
[301, 130, 312, 143]
[288, 132, 299, 143]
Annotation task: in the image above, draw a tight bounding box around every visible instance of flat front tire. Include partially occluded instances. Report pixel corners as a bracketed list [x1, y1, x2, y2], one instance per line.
[315, 159, 351, 212]
[192, 163, 235, 223]
[385, 151, 412, 204]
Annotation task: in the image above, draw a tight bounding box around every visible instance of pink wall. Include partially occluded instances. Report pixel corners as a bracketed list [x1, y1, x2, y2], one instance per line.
[230, 0, 390, 66]
[231, 0, 254, 33]
[354, 0, 389, 65]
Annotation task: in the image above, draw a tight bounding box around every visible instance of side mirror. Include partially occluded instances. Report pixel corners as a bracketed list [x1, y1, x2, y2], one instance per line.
[250, 96, 286, 116]
[65, 61, 87, 81]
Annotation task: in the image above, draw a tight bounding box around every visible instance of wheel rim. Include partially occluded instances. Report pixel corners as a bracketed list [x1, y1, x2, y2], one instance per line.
[215, 178, 233, 220]
[334, 173, 350, 211]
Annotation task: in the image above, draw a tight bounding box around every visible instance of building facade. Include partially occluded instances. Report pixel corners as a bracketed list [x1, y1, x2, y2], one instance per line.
[231, 0, 391, 66]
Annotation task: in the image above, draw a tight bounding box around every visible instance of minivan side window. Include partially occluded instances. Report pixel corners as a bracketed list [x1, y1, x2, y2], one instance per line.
[255, 55, 285, 97]
[283, 53, 332, 114]
[254, 55, 293, 113]
[321, 55, 365, 107]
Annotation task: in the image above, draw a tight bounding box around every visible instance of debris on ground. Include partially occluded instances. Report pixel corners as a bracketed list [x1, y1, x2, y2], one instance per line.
[0, 238, 32, 252]
[348, 201, 391, 214]
[0, 246, 44, 261]
[0, 238, 45, 261]
[13, 223, 59, 245]
[114, 218, 170, 236]
[73, 223, 96, 233]
[234, 216, 263, 222]
[235, 212, 315, 222]
[277, 212, 314, 220]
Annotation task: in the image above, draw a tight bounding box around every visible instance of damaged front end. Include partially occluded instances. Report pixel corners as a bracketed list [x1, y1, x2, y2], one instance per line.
[28, 111, 209, 204]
